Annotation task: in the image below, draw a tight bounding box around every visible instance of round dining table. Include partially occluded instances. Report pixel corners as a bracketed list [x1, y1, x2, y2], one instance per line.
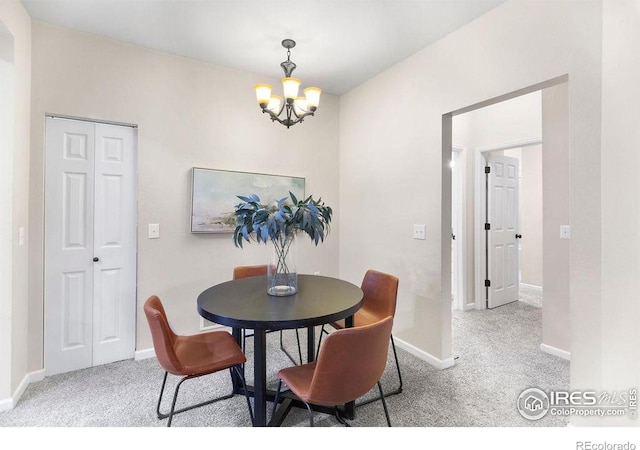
[197, 274, 364, 427]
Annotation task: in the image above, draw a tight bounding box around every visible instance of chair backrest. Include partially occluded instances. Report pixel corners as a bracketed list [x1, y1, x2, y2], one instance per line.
[144, 295, 185, 376]
[361, 270, 399, 320]
[305, 316, 394, 406]
[233, 264, 268, 279]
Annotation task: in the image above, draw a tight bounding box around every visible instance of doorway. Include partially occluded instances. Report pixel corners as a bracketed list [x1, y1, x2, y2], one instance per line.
[44, 116, 138, 376]
[450, 89, 544, 312]
[446, 77, 571, 365]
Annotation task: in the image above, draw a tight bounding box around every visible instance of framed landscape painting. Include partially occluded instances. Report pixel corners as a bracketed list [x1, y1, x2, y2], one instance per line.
[190, 167, 305, 233]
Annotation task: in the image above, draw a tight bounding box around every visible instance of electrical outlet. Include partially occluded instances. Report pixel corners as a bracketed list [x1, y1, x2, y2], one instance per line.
[560, 225, 571, 240]
[148, 223, 160, 239]
[413, 224, 426, 240]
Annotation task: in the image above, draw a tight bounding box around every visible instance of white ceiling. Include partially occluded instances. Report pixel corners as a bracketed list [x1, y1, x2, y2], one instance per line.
[21, 0, 505, 95]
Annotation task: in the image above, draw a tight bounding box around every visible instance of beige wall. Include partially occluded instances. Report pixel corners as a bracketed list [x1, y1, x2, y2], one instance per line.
[601, 0, 640, 424]
[520, 145, 543, 287]
[28, 22, 341, 359]
[0, 0, 30, 401]
[542, 84, 570, 354]
[339, 0, 613, 425]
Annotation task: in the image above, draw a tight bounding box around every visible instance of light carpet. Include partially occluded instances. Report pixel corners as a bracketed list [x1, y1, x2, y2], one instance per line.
[0, 301, 569, 428]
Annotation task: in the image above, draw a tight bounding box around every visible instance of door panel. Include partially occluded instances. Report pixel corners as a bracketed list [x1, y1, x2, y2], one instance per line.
[487, 154, 519, 308]
[63, 172, 89, 248]
[61, 270, 89, 349]
[92, 123, 136, 366]
[45, 118, 95, 375]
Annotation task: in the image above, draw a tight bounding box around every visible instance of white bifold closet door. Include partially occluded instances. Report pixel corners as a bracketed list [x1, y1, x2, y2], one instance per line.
[45, 117, 136, 376]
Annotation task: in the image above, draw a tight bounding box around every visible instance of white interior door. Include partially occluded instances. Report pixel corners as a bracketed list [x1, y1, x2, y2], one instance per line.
[45, 117, 136, 376]
[487, 154, 519, 309]
[92, 123, 137, 366]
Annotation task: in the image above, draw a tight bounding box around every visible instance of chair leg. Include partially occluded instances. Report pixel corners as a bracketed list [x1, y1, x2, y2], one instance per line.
[390, 334, 403, 392]
[233, 365, 255, 426]
[304, 402, 315, 427]
[242, 329, 247, 353]
[272, 379, 283, 420]
[295, 329, 302, 364]
[356, 334, 403, 407]
[334, 406, 351, 427]
[279, 329, 303, 365]
[156, 371, 237, 424]
[167, 377, 187, 427]
[316, 324, 329, 357]
[155, 371, 170, 419]
[377, 381, 392, 427]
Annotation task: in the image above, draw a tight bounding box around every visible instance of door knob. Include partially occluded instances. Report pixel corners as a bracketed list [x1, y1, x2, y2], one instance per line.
[93, 257, 99, 262]
[515, 234, 522, 239]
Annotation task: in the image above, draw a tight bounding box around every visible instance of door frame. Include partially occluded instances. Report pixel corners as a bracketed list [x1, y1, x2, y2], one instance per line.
[0, 21, 15, 405]
[451, 145, 467, 311]
[43, 114, 139, 374]
[473, 137, 541, 310]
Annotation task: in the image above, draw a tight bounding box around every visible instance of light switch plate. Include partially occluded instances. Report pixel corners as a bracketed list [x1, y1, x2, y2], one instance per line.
[413, 224, 426, 240]
[560, 225, 571, 240]
[148, 223, 160, 239]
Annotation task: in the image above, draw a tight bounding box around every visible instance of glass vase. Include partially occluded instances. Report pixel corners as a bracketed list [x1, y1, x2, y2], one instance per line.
[268, 234, 297, 296]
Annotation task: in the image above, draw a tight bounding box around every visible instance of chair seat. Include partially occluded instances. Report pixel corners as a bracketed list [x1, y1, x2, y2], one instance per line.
[278, 361, 318, 404]
[173, 331, 246, 376]
[331, 308, 379, 329]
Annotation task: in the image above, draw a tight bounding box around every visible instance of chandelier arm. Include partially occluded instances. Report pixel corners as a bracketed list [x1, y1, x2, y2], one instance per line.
[276, 102, 286, 117]
[292, 109, 314, 120]
[262, 108, 278, 120]
[265, 110, 313, 128]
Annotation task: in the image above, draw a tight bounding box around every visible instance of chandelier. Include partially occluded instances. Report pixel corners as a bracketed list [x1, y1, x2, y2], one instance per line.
[254, 39, 322, 128]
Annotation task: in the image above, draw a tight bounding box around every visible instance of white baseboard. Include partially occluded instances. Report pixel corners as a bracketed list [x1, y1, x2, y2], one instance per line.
[393, 336, 456, 370]
[0, 369, 45, 412]
[0, 397, 11, 412]
[521, 283, 543, 292]
[540, 343, 570, 360]
[134, 347, 156, 360]
[139, 335, 457, 370]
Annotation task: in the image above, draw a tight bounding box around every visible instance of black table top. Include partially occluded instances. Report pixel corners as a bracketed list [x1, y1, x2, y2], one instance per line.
[197, 274, 364, 330]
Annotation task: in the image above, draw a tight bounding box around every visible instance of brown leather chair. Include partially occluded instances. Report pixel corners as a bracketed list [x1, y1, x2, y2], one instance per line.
[233, 265, 303, 365]
[144, 295, 254, 426]
[274, 316, 394, 426]
[317, 270, 402, 404]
